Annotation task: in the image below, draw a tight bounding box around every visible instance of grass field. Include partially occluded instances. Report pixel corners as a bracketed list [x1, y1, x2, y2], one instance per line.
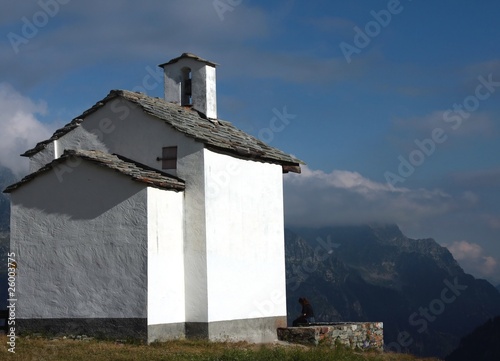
[0, 335, 443, 361]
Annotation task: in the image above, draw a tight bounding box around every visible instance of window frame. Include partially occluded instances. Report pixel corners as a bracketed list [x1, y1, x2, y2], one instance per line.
[161, 146, 177, 170]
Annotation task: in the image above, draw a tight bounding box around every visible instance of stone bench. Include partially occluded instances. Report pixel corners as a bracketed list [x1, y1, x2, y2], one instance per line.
[277, 322, 383, 350]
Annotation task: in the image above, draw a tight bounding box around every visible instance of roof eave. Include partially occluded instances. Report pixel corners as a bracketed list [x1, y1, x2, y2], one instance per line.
[4, 150, 186, 193]
[283, 164, 302, 174]
[205, 144, 302, 173]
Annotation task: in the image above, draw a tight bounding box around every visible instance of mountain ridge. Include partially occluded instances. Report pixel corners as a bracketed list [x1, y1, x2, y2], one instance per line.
[285, 224, 500, 358]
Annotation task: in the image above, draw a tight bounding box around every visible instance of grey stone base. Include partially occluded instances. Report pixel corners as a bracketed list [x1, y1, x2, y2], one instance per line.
[185, 322, 209, 339]
[148, 322, 185, 343]
[17, 318, 147, 340]
[277, 322, 384, 350]
[17, 316, 286, 344]
[193, 316, 287, 343]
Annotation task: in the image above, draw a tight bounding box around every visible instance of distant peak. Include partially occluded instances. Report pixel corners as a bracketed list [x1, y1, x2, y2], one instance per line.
[368, 223, 404, 239]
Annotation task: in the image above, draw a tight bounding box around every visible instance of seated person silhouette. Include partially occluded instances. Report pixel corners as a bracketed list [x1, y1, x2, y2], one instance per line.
[292, 297, 315, 326]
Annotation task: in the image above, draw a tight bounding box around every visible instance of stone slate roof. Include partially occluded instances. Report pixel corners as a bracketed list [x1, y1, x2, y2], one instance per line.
[159, 52, 218, 67]
[22, 90, 302, 173]
[4, 149, 185, 193]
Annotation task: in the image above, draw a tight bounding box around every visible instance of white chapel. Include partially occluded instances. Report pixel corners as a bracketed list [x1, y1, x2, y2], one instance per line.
[4, 53, 302, 343]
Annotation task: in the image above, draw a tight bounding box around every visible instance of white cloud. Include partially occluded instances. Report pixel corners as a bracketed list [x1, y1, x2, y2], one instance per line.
[0, 0, 272, 86]
[306, 16, 357, 34]
[218, 46, 370, 85]
[284, 165, 500, 283]
[484, 215, 500, 230]
[392, 110, 496, 144]
[284, 165, 455, 228]
[446, 240, 498, 277]
[0, 0, 369, 91]
[463, 59, 500, 81]
[0, 83, 54, 177]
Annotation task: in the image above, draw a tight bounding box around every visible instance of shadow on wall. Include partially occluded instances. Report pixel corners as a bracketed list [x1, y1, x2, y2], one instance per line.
[11, 160, 146, 221]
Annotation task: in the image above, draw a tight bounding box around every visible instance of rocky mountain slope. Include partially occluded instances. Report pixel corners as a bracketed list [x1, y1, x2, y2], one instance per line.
[445, 315, 500, 361]
[285, 225, 500, 358]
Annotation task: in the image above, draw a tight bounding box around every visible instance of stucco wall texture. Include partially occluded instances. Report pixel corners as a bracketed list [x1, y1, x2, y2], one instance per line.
[12, 57, 290, 342]
[11, 162, 150, 320]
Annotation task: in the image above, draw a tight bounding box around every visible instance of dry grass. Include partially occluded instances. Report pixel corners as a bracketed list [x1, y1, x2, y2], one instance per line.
[0, 335, 443, 361]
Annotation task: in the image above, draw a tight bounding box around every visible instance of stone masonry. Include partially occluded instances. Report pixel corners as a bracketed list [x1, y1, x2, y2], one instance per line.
[277, 322, 383, 350]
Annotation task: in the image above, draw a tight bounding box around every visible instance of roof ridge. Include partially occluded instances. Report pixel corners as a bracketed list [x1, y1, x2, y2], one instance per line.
[20, 89, 303, 172]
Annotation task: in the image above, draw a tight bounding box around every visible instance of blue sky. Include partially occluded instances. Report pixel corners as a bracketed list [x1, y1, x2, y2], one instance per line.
[1, 0, 499, 284]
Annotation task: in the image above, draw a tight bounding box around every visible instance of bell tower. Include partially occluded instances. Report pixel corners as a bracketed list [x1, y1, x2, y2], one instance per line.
[159, 53, 218, 119]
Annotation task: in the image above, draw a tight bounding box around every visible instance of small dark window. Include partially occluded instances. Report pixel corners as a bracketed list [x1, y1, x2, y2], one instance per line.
[161, 146, 177, 170]
[181, 67, 192, 106]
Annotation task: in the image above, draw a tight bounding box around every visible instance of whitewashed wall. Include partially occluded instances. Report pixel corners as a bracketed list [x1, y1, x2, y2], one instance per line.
[30, 142, 55, 173]
[203, 149, 287, 322]
[10, 161, 149, 319]
[147, 187, 185, 326]
[176, 142, 208, 324]
[23, 96, 289, 332]
[29, 126, 111, 173]
[29, 98, 202, 177]
[26, 98, 212, 325]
